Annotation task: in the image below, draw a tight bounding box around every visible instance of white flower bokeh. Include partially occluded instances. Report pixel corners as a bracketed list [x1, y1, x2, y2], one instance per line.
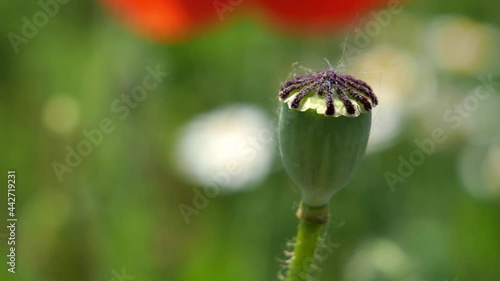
[425, 15, 498, 75]
[343, 238, 418, 281]
[348, 45, 424, 153]
[458, 141, 500, 201]
[175, 104, 275, 192]
[42, 95, 80, 135]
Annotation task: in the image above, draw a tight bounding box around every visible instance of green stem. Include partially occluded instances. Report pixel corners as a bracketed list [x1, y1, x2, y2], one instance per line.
[286, 202, 329, 281]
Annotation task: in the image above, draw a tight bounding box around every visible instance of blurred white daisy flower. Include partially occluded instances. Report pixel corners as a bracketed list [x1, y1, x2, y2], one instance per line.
[348, 45, 425, 153]
[175, 104, 275, 192]
[425, 15, 498, 74]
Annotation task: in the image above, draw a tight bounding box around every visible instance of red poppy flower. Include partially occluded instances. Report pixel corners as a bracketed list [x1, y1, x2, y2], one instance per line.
[101, 0, 221, 41]
[101, 0, 394, 42]
[255, 0, 390, 32]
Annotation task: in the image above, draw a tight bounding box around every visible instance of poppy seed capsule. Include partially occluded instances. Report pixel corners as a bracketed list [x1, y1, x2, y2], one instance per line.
[278, 69, 377, 207]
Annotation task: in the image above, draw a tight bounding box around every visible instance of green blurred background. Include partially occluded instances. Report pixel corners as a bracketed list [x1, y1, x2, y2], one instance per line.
[1, 1, 499, 281]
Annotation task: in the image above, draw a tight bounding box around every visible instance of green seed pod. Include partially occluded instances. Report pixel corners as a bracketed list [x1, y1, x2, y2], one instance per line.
[278, 69, 378, 207]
